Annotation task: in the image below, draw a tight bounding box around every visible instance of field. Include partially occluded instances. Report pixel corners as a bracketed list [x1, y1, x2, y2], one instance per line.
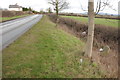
[62, 16, 119, 27]
[3, 15, 105, 78]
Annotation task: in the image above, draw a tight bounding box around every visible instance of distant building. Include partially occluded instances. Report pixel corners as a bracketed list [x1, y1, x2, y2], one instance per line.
[9, 3, 22, 11]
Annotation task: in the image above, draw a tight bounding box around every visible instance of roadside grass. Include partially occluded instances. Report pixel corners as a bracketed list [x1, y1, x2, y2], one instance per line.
[62, 16, 119, 27]
[3, 15, 105, 78]
[0, 14, 30, 22]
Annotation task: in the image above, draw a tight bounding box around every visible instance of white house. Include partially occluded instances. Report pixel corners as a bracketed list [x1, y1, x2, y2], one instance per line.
[9, 4, 22, 11]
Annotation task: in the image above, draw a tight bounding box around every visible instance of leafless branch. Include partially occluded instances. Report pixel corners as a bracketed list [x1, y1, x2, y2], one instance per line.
[80, 3, 88, 11]
[80, 0, 116, 16]
[95, 0, 116, 15]
[48, 0, 69, 15]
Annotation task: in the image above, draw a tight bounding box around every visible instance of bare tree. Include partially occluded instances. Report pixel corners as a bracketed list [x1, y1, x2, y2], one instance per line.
[81, 0, 115, 16]
[47, 7, 52, 13]
[95, 0, 108, 15]
[48, 0, 69, 27]
[95, 0, 116, 15]
[48, 0, 69, 16]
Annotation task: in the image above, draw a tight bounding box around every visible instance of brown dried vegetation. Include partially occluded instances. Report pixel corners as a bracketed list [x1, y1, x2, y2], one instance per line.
[2, 11, 31, 17]
[49, 14, 119, 51]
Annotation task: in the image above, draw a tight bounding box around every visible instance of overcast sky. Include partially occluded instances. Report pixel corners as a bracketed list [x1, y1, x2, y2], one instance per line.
[0, 0, 119, 14]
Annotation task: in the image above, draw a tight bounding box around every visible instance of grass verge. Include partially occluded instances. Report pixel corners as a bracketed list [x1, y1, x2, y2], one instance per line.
[0, 14, 30, 22]
[3, 15, 105, 78]
[62, 16, 119, 27]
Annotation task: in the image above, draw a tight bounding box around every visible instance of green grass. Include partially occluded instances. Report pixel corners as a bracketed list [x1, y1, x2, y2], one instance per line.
[3, 15, 105, 78]
[62, 16, 119, 27]
[0, 14, 30, 22]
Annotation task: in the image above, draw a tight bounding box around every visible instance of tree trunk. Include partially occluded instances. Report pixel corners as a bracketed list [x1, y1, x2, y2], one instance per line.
[55, 0, 59, 27]
[56, 0, 58, 16]
[85, 0, 95, 58]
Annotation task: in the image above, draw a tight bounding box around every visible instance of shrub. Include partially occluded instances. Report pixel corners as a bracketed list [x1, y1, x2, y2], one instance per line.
[48, 14, 119, 51]
[2, 11, 30, 17]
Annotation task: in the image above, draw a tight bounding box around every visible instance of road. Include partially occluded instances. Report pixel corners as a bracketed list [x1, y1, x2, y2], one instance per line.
[0, 14, 43, 50]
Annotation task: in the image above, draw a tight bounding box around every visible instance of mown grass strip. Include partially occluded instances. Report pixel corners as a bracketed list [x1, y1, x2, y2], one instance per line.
[3, 15, 104, 78]
[0, 14, 30, 22]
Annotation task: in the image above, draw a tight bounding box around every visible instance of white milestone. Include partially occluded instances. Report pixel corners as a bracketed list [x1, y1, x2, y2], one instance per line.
[80, 59, 83, 63]
[99, 48, 104, 52]
[82, 31, 86, 35]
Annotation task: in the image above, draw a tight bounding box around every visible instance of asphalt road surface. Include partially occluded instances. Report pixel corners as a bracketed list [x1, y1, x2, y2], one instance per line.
[0, 14, 43, 50]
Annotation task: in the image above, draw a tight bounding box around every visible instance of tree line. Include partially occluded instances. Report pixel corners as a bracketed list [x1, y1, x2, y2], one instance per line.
[22, 7, 39, 13]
